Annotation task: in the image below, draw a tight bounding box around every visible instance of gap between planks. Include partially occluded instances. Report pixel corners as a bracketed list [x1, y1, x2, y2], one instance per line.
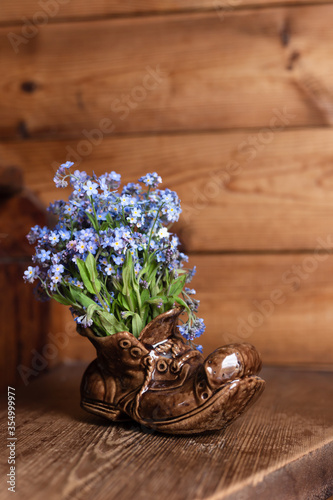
[2, 0, 333, 28]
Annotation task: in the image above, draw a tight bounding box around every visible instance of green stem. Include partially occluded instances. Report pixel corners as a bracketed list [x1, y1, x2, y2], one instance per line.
[95, 247, 102, 262]
[89, 196, 100, 235]
[93, 284, 109, 312]
[146, 203, 165, 263]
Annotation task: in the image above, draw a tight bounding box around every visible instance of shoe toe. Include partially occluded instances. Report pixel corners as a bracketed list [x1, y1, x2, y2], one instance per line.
[204, 343, 262, 390]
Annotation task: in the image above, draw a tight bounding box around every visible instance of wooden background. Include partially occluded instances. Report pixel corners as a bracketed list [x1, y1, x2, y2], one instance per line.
[2, 0, 333, 383]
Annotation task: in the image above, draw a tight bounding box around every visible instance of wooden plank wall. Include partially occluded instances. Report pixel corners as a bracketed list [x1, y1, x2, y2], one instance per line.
[0, 184, 51, 392]
[1, 1, 333, 370]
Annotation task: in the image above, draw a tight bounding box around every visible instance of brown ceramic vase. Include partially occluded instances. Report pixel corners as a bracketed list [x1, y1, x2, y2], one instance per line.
[78, 307, 265, 435]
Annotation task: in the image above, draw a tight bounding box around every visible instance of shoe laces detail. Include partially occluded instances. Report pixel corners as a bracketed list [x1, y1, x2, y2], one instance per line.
[132, 355, 154, 421]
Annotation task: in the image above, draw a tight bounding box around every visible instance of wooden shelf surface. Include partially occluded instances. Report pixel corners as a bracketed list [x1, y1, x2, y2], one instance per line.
[1, 364, 332, 500]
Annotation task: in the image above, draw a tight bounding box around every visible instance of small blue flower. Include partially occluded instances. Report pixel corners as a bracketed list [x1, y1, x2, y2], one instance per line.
[69, 278, 84, 289]
[120, 195, 132, 206]
[139, 172, 162, 188]
[96, 211, 107, 221]
[131, 207, 142, 218]
[105, 264, 115, 276]
[170, 236, 179, 249]
[62, 161, 74, 169]
[113, 255, 125, 266]
[53, 175, 68, 188]
[63, 205, 75, 216]
[75, 314, 93, 328]
[49, 231, 60, 246]
[59, 229, 71, 241]
[126, 215, 137, 225]
[134, 263, 142, 276]
[111, 238, 125, 251]
[67, 240, 77, 250]
[86, 241, 98, 254]
[177, 324, 188, 337]
[186, 266, 196, 283]
[51, 274, 62, 285]
[157, 227, 169, 239]
[77, 240, 87, 254]
[179, 253, 189, 263]
[37, 249, 51, 262]
[51, 264, 65, 276]
[51, 252, 62, 264]
[156, 252, 166, 263]
[23, 266, 39, 283]
[83, 180, 99, 196]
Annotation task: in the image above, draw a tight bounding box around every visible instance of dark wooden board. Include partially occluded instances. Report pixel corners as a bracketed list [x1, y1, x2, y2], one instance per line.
[3, 128, 333, 252]
[2, 6, 333, 138]
[0, 363, 332, 499]
[0, 191, 49, 258]
[0, 190, 51, 393]
[191, 253, 333, 367]
[2, 0, 333, 24]
[0, 262, 50, 393]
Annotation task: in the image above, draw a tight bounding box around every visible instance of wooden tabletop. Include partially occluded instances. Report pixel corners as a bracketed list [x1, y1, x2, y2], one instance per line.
[1, 364, 332, 500]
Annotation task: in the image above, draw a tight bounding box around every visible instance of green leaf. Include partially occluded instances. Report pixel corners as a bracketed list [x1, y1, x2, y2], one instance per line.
[145, 296, 167, 305]
[96, 310, 127, 335]
[142, 307, 150, 325]
[118, 294, 130, 310]
[140, 289, 150, 304]
[131, 313, 143, 337]
[176, 268, 187, 275]
[175, 296, 188, 310]
[122, 251, 133, 296]
[169, 275, 186, 298]
[129, 290, 137, 309]
[85, 252, 101, 293]
[106, 213, 113, 227]
[164, 298, 175, 311]
[53, 293, 73, 306]
[100, 221, 109, 231]
[132, 275, 140, 297]
[146, 262, 159, 282]
[76, 258, 95, 294]
[86, 303, 102, 322]
[69, 286, 97, 308]
[85, 211, 98, 231]
[111, 277, 122, 292]
[85, 252, 96, 279]
[121, 311, 135, 319]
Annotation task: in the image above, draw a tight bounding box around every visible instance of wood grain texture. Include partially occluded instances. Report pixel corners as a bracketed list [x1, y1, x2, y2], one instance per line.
[2, 0, 333, 23]
[3, 129, 333, 252]
[2, 6, 333, 138]
[0, 363, 332, 500]
[193, 253, 333, 367]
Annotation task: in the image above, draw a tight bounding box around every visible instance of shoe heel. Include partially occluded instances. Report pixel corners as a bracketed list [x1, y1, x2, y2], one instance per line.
[81, 397, 130, 422]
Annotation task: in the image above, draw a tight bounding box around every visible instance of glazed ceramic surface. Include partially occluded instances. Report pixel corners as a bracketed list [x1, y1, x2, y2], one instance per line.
[78, 308, 265, 434]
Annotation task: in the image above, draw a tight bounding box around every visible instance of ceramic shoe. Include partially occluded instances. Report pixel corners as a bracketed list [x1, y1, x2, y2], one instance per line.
[78, 308, 265, 434]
